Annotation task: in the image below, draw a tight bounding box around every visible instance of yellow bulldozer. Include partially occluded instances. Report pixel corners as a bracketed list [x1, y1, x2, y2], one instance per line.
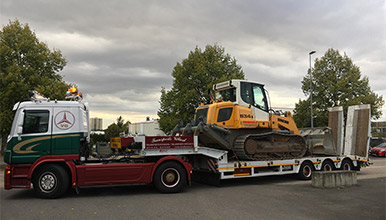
[173, 79, 335, 160]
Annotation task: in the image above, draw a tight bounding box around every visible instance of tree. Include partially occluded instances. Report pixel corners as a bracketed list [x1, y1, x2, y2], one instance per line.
[293, 48, 384, 128]
[0, 19, 68, 149]
[158, 44, 245, 133]
[90, 133, 106, 146]
[104, 116, 130, 141]
[293, 99, 311, 129]
[104, 123, 121, 141]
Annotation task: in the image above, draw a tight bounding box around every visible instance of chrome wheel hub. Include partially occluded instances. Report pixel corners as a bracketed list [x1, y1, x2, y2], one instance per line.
[40, 172, 56, 192]
[161, 168, 180, 188]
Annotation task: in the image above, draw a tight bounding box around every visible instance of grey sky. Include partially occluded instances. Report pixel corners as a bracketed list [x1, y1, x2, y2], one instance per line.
[1, 0, 385, 127]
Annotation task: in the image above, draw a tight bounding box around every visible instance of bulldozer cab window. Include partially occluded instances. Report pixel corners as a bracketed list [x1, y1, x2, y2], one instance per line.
[241, 82, 268, 112]
[195, 108, 208, 124]
[252, 85, 267, 111]
[217, 108, 233, 122]
[241, 82, 252, 105]
[219, 88, 236, 102]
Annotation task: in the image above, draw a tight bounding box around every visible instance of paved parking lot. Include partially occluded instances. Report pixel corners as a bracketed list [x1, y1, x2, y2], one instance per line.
[1, 157, 385, 220]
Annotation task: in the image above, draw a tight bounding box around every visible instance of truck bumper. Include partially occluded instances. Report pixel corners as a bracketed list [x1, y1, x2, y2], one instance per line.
[4, 164, 32, 190]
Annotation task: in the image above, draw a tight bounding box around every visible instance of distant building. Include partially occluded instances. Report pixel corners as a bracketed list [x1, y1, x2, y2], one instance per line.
[129, 117, 165, 136]
[90, 117, 103, 131]
[372, 121, 386, 137]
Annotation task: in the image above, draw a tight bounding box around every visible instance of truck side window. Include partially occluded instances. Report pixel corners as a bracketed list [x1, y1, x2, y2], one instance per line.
[23, 110, 49, 134]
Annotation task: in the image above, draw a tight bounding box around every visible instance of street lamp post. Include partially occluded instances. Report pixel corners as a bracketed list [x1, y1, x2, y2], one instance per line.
[309, 51, 316, 128]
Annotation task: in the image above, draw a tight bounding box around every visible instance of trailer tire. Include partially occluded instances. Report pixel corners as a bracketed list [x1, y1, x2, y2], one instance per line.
[153, 161, 186, 193]
[321, 160, 335, 171]
[32, 164, 70, 199]
[353, 161, 361, 171]
[298, 161, 314, 180]
[340, 159, 354, 171]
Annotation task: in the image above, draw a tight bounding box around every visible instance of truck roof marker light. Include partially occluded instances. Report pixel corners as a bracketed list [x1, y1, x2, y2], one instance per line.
[69, 87, 78, 94]
[73, 182, 76, 186]
[66, 87, 83, 101]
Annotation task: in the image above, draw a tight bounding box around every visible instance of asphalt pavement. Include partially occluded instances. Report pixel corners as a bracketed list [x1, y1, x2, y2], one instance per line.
[1, 157, 385, 220]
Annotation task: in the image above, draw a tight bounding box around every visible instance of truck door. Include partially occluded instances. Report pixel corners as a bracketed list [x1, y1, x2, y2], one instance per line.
[11, 108, 53, 164]
[51, 107, 82, 156]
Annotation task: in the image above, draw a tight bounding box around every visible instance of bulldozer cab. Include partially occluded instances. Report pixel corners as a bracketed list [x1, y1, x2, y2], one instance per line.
[213, 80, 270, 122]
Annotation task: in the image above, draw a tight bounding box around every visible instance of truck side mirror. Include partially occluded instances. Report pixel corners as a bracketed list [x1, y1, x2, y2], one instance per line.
[17, 126, 23, 140]
[17, 126, 23, 135]
[17, 111, 24, 140]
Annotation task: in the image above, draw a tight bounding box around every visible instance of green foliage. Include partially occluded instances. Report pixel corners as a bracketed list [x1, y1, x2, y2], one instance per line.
[293, 98, 329, 128]
[104, 123, 121, 141]
[90, 133, 106, 146]
[293, 99, 311, 128]
[293, 48, 384, 127]
[158, 44, 245, 133]
[104, 116, 130, 141]
[0, 19, 69, 148]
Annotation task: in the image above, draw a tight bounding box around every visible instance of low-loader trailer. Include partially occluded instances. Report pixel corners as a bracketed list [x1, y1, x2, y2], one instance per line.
[4, 87, 370, 199]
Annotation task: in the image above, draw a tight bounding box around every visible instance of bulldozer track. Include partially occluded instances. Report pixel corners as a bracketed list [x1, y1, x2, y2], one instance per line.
[234, 132, 307, 161]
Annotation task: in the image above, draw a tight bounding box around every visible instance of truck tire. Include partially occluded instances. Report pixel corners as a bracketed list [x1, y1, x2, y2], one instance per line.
[298, 161, 314, 180]
[153, 161, 186, 193]
[32, 164, 70, 199]
[321, 160, 335, 171]
[340, 159, 354, 171]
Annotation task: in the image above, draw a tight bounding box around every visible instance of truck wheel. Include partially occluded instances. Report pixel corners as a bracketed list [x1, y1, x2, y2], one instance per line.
[154, 161, 186, 193]
[321, 160, 334, 171]
[32, 164, 69, 199]
[298, 161, 314, 180]
[340, 160, 353, 171]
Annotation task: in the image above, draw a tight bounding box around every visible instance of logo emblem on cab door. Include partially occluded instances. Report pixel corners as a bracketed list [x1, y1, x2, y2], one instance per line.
[54, 111, 75, 130]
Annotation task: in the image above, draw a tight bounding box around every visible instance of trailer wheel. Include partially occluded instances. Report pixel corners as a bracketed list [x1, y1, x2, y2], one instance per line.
[321, 160, 334, 171]
[32, 164, 69, 199]
[298, 161, 315, 180]
[353, 161, 361, 171]
[154, 161, 186, 193]
[340, 159, 353, 171]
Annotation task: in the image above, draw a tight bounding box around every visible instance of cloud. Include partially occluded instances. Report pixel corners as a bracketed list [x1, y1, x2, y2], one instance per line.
[1, 0, 385, 126]
[39, 32, 113, 54]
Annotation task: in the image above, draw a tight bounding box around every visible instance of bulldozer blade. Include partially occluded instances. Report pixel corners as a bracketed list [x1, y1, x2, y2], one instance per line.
[300, 127, 337, 156]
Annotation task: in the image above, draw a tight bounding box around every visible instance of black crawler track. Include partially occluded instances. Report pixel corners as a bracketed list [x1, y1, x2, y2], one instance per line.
[233, 132, 307, 160]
